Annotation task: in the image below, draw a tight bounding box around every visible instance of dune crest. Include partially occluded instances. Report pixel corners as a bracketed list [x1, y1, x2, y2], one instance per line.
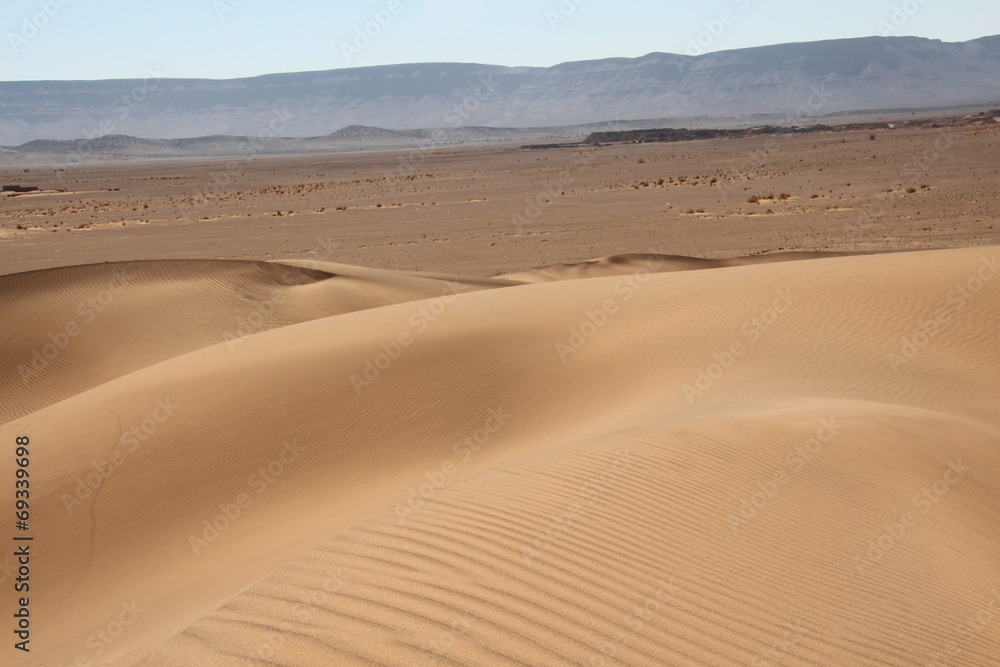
[494, 251, 853, 283]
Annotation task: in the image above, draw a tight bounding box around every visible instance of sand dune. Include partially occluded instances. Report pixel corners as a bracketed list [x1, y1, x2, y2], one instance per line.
[1, 246, 998, 666]
[0, 260, 510, 423]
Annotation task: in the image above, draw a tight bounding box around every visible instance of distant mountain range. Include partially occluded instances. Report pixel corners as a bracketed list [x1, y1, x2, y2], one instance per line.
[2, 35, 998, 149]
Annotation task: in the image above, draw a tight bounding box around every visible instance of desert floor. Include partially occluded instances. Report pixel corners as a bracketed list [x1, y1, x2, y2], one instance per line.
[2, 122, 999, 275]
[1, 123, 998, 666]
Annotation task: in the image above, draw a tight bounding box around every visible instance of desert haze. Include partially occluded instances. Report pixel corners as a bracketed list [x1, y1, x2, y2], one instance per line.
[1, 71, 1000, 667]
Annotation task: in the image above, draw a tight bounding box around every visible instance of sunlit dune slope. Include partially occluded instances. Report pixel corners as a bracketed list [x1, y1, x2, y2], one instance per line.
[0, 246, 996, 666]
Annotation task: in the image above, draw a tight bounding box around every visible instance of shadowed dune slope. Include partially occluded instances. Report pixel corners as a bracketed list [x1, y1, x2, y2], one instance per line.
[0, 246, 997, 666]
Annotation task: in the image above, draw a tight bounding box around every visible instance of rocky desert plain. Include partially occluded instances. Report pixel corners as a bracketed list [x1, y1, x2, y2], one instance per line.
[1, 115, 998, 274]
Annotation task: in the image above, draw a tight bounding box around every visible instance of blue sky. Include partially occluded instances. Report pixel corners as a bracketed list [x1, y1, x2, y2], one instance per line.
[2, 0, 997, 81]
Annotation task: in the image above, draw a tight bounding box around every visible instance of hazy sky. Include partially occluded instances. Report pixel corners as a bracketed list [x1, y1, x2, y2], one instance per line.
[2, 0, 997, 81]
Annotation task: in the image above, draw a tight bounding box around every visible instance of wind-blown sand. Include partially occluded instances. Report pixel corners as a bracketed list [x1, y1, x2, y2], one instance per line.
[1, 246, 998, 666]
